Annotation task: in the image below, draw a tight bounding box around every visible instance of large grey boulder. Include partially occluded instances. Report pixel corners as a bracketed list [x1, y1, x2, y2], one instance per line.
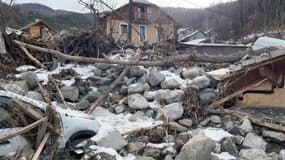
[147, 71, 165, 87]
[199, 88, 217, 105]
[168, 122, 188, 133]
[222, 137, 239, 156]
[25, 91, 44, 101]
[182, 67, 204, 80]
[128, 142, 145, 153]
[175, 135, 215, 160]
[19, 71, 39, 90]
[191, 76, 211, 90]
[262, 130, 285, 142]
[242, 133, 267, 151]
[128, 83, 145, 94]
[3, 81, 29, 95]
[239, 119, 253, 134]
[85, 90, 100, 102]
[94, 128, 127, 150]
[61, 86, 79, 102]
[128, 94, 149, 109]
[280, 150, 285, 160]
[239, 149, 271, 160]
[161, 79, 180, 89]
[165, 90, 185, 104]
[129, 67, 145, 77]
[163, 103, 184, 120]
[75, 99, 90, 110]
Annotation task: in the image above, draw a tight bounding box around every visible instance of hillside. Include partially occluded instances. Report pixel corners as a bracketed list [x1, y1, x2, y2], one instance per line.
[1, 3, 93, 31]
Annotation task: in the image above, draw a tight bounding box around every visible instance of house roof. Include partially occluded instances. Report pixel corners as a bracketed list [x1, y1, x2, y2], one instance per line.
[133, 0, 154, 5]
[19, 19, 55, 33]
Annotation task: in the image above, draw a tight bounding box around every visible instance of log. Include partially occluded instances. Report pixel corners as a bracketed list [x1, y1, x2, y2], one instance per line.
[35, 120, 48, 148]
[17, 43, 45, 68]
[0, 117, 47, 142]
[14, 40, 242, 66]
[32, 132, 50, 160]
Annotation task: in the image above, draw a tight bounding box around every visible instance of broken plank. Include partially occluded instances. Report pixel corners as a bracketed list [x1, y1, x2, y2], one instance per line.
[17, 43, 45, 68]
[208, 79, 267, 109]
[35, 119, 48, 148]
[32, 132, 50, 160]
[48, 75, 67, 109]
[0, 117, 47, 142]
[13, 100, 43, 120]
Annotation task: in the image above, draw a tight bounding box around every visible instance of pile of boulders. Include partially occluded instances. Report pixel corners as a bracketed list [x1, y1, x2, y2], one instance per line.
[1, 54, 285, 160]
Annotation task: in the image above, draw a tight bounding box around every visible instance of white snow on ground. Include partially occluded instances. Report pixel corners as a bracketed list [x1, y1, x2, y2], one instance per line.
[88, 145, 136, 160]
[146, 143, 174, 149]
[16, 64, 98, 85]
[16, 65, 36, 72]
[203, 127, 233, 142]
[93, 107, 163, 135]
[211, 152, 237, 160]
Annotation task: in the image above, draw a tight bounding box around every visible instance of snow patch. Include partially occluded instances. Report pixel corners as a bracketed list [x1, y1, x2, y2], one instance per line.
[203, 127, 233, 142]
[212, 152, 237, 160]
[146, 143, 174, 149]
[16, 65, 36, 72]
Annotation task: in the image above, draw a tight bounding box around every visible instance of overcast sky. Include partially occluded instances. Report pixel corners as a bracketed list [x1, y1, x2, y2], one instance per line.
[3, 0, 232, 13]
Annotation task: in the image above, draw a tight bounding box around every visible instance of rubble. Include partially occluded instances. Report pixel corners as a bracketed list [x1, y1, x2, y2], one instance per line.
[0, 23, 285, 160]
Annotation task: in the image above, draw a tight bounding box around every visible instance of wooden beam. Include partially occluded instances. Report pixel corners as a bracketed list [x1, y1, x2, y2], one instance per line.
[35, 120, 48, 148]
[16, 42, 45, 68]
[32, 132, 50, 160]
[0, 117, 47, 142]
[208, 79, 267, 109]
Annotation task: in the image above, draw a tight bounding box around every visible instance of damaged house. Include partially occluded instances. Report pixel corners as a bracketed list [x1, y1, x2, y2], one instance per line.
[20, 19, 56, 39]
[105, 0, 176, 44]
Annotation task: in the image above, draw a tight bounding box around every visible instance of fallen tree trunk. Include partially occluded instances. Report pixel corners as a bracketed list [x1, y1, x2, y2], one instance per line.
[14, 40, 242, 66]
[17, 43, 45, 68]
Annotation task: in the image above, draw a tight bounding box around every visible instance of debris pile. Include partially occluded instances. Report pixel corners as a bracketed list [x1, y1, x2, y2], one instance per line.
[0, 28, 285, 160]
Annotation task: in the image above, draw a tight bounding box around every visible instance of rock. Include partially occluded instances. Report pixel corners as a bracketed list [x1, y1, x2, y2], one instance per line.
[200, 118, 211, 126]
[95, 128, 127, 150]
[199, 88, 217, 105]
[182, 67, 204, 80]
[93, 152, 116, 160]
[128, 111, 146, 122]
[161, 79, 180, 89]
[262, 130, 285, 142]
[143, 91, 155, 101]
[239, 149, 271, 160]
[120, 85, 128, 95]
[234, 135, 244, 145]
[242, 133, 267, 151]
[163, 103, 184, 120]
[85, 90, 100, 102]
[178, 119, 193, 128]
[128, 83, 145, 94]
[211, 152, 237, 160]
[222, 137, 239, 156]
[177, 132, 191, 143]
[93, 67, 102, 76]
[126, 48, 136, 55]
[147, 71, 165, 87]
[95, 63, 111, 70]
[280, 150, 285, 160]
[191, 76, 211, 90]
[75, 99, 90, 110]
[268, 152, 279, 160]
[128, 94, 149, 109]
[143, 149, 161, 159]
[239, 119, 253, 134]
[128, 142, 145, 153]
[3, 81, 29, 95]
[129, 67, 145, 77]
[19, 71, 38, 90]
[175, 135, 215, 160]
[164, 135, 176, 143]
[162, 147, 177, 156]
[165, 90, 184, 104]
[61, 86, 79, 102]
[210, 115, 222, 124]
[225, 121, 234, 131]
[115, 105, 125, 114]
[135, 156, 155, 160]
[168, 122, 188, 133]
[92, 76, 113, 85]
[25, 91, 44, 101]
[164, 155, 174, 160]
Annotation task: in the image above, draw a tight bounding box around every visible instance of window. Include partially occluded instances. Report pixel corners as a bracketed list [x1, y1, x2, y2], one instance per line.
[120, 24, 128, 34]
[139, 25, 146, 41]
[137, 6, 146, 19]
